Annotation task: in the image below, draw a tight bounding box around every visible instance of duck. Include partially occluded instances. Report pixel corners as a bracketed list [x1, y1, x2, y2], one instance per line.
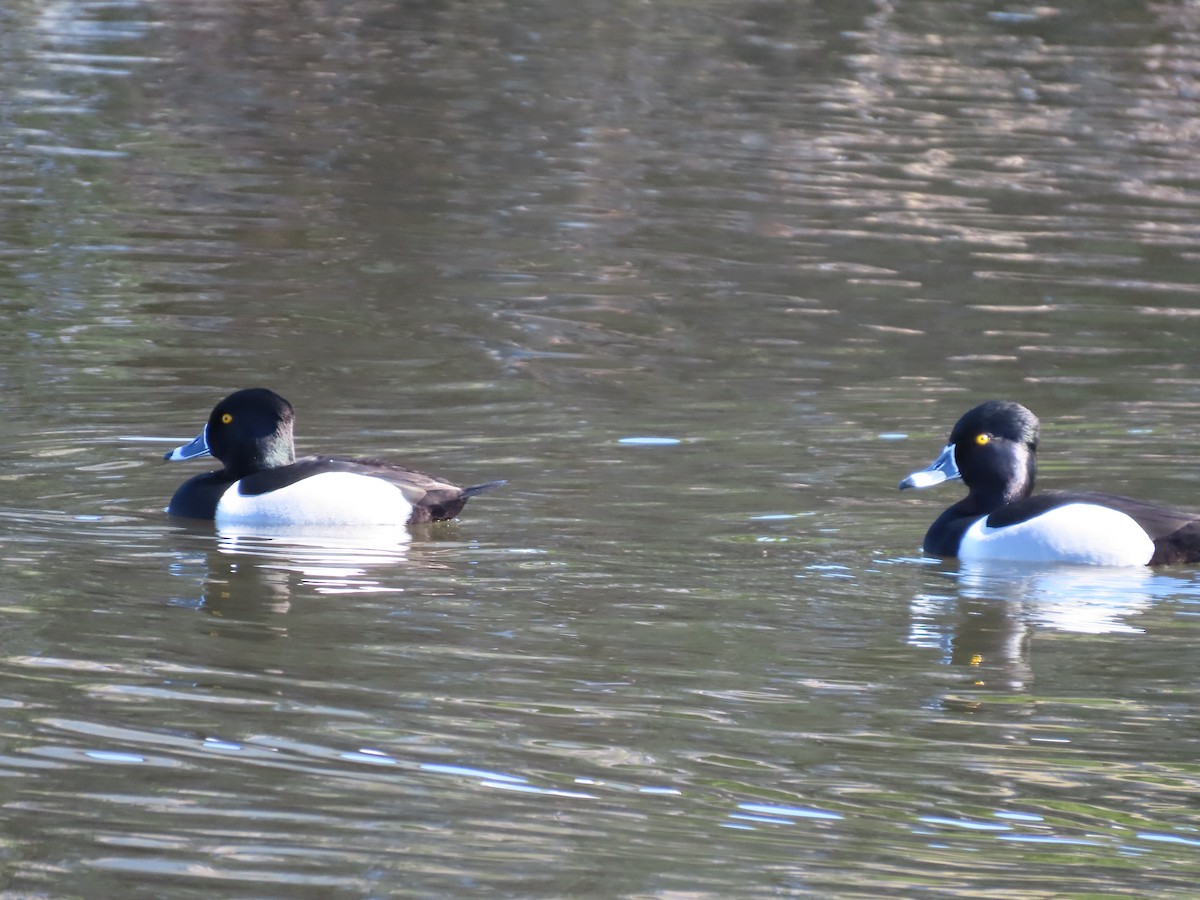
[898, 400, 1200, 566]
[164, 387, 504, 527]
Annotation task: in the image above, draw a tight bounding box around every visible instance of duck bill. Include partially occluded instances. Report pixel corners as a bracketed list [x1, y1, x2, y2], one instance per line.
[899, 444, 960, 490]
[164, 426, 212, 462]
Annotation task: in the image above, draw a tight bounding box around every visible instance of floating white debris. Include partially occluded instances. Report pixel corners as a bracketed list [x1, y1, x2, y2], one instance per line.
[618, 437, 682, 446]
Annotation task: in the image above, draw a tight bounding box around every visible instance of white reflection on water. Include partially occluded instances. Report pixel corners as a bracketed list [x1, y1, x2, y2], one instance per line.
[907, 560, 1199, 691]
[910, 559, 1191, 647]
[616, 436, 683, 446]
[215, 523, 412, 595]
[736, 802, 843, 822]
[953, 560, 1185, 635]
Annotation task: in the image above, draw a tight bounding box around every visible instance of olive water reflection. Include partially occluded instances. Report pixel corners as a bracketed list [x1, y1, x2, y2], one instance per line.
[3, 0, 1200, 896]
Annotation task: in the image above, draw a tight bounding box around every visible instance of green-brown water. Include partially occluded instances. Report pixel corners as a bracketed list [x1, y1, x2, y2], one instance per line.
[2, 2, 1200, 896]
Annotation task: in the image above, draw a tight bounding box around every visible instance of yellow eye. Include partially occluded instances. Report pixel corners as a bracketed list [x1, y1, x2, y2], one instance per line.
[975, 433, 990, 446]
[221, 413, 233, 424]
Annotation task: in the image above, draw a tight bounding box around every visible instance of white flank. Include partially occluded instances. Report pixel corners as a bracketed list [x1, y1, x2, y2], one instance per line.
[959, 503, 1155, 567]
[215, 471, 413, 527]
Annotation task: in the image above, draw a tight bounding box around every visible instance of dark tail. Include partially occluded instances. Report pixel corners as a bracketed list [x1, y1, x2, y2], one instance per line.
[420, 479, 506, 523]
[462, 479, 507, 498]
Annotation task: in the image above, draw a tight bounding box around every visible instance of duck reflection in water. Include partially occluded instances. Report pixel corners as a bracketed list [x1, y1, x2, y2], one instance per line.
[907, 561, 1188, 694]
[167, 521, 425, 627]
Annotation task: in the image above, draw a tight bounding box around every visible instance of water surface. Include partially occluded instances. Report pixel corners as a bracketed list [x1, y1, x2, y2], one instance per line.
[2, 1, 1200, 896]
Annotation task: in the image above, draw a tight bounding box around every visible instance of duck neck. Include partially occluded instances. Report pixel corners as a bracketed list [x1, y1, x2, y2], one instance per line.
[258, 431, 296, 469]
[227, 431, 295, 477]
[973, 449, 1036, 514]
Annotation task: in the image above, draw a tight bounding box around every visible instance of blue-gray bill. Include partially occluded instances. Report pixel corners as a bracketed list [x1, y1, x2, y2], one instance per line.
[899, 444, 960, 491]
[165, 427, 212, 462]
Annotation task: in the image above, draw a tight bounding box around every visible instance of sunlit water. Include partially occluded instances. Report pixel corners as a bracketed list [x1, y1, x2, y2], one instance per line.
[2, 1, 1200, 897]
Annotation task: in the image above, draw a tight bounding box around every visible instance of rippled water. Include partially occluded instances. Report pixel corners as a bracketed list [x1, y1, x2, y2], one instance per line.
[3, 1, 1200, 896]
